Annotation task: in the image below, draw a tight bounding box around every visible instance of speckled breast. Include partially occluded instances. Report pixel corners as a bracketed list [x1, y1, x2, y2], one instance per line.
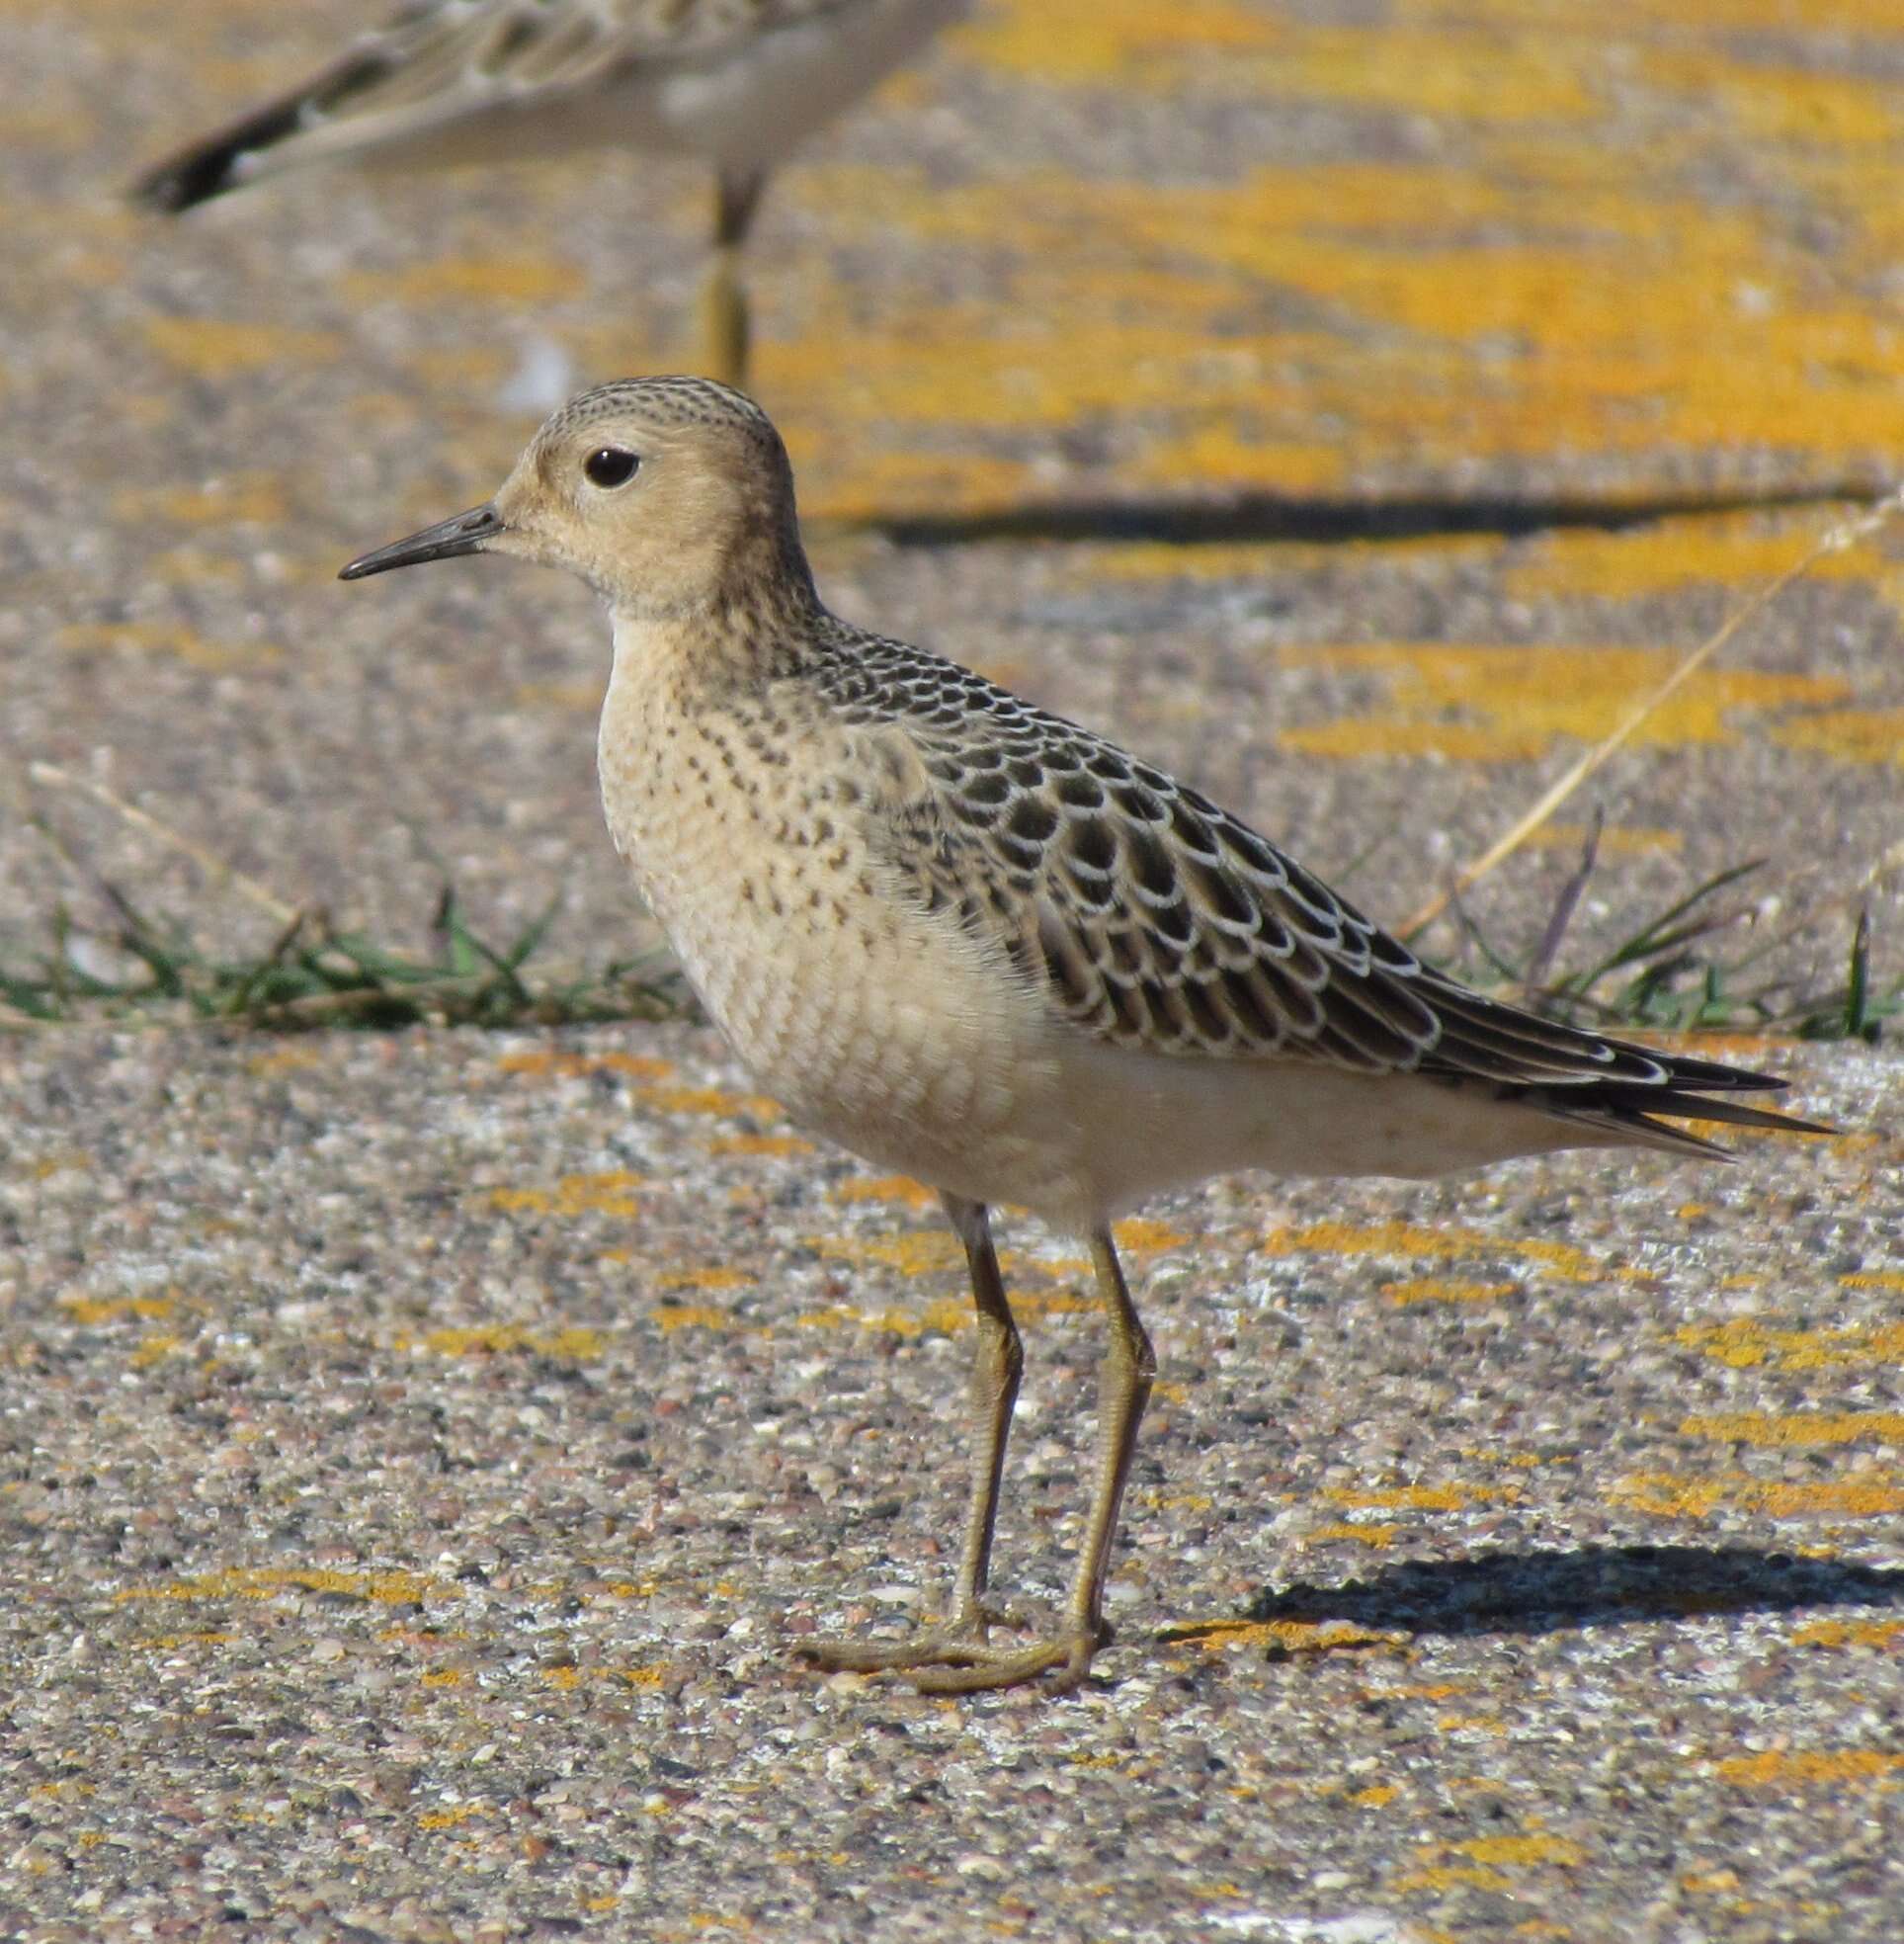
[594, 659, 1064, 1203]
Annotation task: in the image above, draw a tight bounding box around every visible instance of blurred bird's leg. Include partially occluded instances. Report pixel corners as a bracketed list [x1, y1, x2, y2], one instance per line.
[700, 168, 766, 387]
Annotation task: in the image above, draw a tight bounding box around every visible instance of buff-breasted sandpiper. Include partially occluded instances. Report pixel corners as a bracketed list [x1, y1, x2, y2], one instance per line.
[133, 0, 968, 385]
[341, 377, 1828, 1694]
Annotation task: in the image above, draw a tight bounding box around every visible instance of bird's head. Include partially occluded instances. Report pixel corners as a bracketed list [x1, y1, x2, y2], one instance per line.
[341, 376, 809, 621]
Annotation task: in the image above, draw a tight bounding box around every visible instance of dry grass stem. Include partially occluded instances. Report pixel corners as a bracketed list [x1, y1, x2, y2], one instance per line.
[28, 759, 302, 928]
[1400, 488, 1904, 937]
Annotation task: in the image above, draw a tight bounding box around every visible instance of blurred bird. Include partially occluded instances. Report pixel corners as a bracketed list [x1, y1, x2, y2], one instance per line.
[133, 0, 970, 385]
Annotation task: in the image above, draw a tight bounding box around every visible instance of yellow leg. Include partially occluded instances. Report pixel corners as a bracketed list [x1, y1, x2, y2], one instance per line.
[799, 1221, 1156, 1696]
[798, 1195, 1028, 1673]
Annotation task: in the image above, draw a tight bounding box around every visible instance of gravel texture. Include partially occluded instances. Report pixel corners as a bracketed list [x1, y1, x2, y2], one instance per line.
[3, 0, 1903, 1938]
[2, 1029, 1900, 1941]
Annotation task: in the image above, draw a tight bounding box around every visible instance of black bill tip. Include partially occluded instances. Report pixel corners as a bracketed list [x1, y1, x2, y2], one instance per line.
[340, 502, 506, 580]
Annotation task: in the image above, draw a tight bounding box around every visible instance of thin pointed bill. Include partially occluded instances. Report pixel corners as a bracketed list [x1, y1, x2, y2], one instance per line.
[339, 502, 506, 580]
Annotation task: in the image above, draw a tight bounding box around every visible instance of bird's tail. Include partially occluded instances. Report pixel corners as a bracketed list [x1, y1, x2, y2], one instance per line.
[1520, 1049, 1835, 1159]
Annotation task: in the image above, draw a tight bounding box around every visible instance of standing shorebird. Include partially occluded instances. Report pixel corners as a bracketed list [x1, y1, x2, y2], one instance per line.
[132, 0, 969, 386]
[342, 378, 1827, 1693]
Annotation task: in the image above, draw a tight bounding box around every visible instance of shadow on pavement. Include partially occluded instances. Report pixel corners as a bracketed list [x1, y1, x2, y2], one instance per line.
[1245, 1544, 1904, 1639]
[869, 483, 1879, 550]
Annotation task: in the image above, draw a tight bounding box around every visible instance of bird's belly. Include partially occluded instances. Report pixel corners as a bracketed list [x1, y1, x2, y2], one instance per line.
[599, 733, 1070, 1209]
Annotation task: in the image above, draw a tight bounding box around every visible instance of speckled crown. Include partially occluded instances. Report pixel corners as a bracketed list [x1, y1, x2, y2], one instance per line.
[539, 377, 784, 459]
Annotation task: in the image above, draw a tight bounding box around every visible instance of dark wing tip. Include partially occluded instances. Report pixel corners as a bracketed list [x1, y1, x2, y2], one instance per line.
[130, 139, 249, 212]
[129, 45, 392, 212]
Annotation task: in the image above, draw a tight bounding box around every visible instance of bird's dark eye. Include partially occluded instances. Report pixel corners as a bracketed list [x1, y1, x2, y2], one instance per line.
[584, 448, 640, 488]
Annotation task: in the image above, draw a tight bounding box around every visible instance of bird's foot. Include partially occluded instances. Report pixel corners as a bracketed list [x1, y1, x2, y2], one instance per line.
[797, 1608, 1107, 1694]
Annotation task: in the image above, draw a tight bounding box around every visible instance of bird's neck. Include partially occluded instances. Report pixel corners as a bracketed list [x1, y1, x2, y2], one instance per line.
[608, 566, 826, 708]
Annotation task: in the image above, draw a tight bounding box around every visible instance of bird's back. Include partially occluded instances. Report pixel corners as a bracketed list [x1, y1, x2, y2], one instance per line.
[594, 604, 1817, 1226]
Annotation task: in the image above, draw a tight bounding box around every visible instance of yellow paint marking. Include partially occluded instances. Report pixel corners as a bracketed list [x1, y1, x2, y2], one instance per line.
[246, 1047, 320, 1076]
[1521, 821, 1683, 856]
[1391, 1865, 1512, 1894]
[513, 680, 601, 713]
[147, 544, 248, 588]
[1394, 1828, 1583, 1894]
[418, 1806, 483, 1830]
[832, 1174, 939, 1210]
[421, 1669, 464, 1688]
[1114, 1218, 1188, 1253]
[55, 624, 282, 673]
[1278, 644, 1850, 764]
[499, 1050, 675, 1081]
[1128, 426, 1347, 499]
[1458, 1834, 1585, 1869]
[1717, 1749, 1904, 1787]
[1674, 1318, 1904, 1371]
[707, 1134, 814, 1158]
[130, 1333, 182, 1369]
[341, 256, 584, 305]
[112, 474, 289, 526]
[808, 1229, 964, 1276]
[116, 1567, 445, 1605]
[797, 446, 1041, 525]
[1267, 1220, 1609, 1284]
[1680, 1412, 1904, 1448]
[489, 1171, 643, 1218]
[652, 1306, 736, 1333]
[143, 317, 342, 375]
[1152, 1490, 1214, 1513]
[1157, 1618, 1403, 1654]
[1610, 1473, 1904, 1519]
[1501, 514, 1873, 600]
[1311, 1523, 1399, 1549]
[1325, 1483, 1520, 1512]
[953, 0, 1283, 84]
[1648, 51, 1898, 148]
[1348, 1784, 1399, 1807]
[59, 1294, 178, 1325]
[1382, 1278, 1518, 1307]
[1842, 1272, 1904, 1294]
[1774, 709, 1904, 767]
[1682, 1869, 1742, 1895]
[1286, 23, 1594, 122]
[796, 1297, 973, 1337]
[1014, 1288, 1095, 1318]
[398, 1325, 604, 1360]
[1793, 1618, 1903, 1649]
[638, 1084, 784, 1123]
[1087, 538, 1342, 583]
[657, 1267, 755, 1293]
